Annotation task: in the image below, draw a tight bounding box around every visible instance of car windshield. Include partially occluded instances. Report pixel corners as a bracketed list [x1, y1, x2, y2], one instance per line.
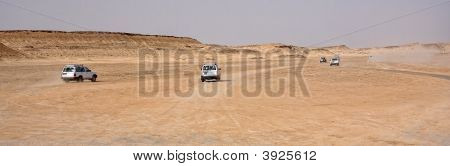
[63, 67, 74, 72]
[203, 65, 216, 70]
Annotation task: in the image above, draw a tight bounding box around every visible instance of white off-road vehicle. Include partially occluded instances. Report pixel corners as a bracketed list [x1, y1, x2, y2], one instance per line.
[200, 63, 221, 82]
[61, 64, 97, 82]
[330, 55, 340, 66]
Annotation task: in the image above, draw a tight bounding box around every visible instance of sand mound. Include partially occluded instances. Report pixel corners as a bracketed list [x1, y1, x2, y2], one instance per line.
[322, 45, 351, 51]
[236, 43, 307, 58]
[308, 45, 368, 57]
[0, 30, 202, 59]
[368, 43, 450, 67]
[0, 30, 309, 61]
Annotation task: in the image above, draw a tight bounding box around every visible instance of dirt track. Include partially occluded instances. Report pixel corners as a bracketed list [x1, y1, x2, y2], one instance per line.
[1, 56, 449, 145]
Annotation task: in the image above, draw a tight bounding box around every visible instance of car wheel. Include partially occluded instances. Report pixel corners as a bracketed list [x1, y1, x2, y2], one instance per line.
[201, 77, 205, 82]
[91, 76, 97, 82]
[77, 76, 83, 82]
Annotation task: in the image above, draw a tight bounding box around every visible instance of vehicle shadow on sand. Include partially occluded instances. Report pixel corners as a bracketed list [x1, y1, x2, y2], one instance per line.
[218, 79, 232, 82]
[64, 80, 105, 83]
[202, 79, 232, 83]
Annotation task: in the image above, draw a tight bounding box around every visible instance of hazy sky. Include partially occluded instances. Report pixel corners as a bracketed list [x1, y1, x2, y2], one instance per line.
[1, 0, 449, 47]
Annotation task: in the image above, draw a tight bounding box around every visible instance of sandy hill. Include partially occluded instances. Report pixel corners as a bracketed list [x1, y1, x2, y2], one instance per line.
[367, 43, 449, 56]
[0, 30, 307, 60]
[1, 30, 448, 60]
[322, 45, 351, 51]
[378, 43, 449, 51]
[0, 30, 201, 59]
[233, 43, 308, 59]
[309, 43, 450, 57]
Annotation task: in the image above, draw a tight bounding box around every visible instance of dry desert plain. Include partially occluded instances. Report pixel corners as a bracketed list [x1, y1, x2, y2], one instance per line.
[0, 30, 449, 145]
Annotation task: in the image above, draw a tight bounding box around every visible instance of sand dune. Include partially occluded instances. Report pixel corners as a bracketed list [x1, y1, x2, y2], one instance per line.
[0, 30, 201, 59]
[367, 43, 450, 68]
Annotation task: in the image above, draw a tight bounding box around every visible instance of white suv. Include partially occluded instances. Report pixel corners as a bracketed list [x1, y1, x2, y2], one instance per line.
[201, 63, 221, 82]
[330, 55, 340, 66]
[61, 64, 97, 82]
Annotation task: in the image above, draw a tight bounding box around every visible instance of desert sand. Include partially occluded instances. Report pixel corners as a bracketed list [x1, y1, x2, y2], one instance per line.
[0, 30, 449, 145]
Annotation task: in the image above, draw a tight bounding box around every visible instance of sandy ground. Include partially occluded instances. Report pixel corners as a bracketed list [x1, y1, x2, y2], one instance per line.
[0, 55, 449, 145]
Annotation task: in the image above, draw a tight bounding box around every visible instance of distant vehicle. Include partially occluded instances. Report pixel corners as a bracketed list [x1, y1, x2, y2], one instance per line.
[320, 56, 327, 63]
[330, 55, 340, 66]
[61, 64, 97, 82]
[201, 63, 221, 82]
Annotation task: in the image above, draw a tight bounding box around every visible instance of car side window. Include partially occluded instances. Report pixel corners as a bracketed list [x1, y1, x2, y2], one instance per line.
[80, 67, 85, 72]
